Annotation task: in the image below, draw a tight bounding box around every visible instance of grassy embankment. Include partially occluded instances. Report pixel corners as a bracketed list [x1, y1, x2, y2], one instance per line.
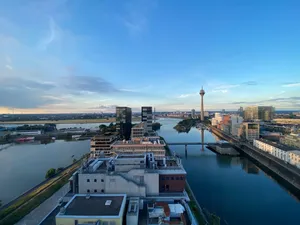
[0, 160, 83, 225]
[0, 117, 141, 125]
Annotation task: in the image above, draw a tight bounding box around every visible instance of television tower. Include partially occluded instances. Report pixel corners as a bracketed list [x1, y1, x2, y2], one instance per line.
[199, 87, 205, 121]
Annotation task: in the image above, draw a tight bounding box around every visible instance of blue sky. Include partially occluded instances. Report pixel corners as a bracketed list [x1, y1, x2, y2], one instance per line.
[0, 0, 300, 113]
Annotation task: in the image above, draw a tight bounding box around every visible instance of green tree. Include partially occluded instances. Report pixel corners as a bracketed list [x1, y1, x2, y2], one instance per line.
[56, 167, 64, 173]
[0, 199, 2, 207]
[152, 122, 162, 131]
[73, 158, 77, 163]
[45, 168, 56, 179]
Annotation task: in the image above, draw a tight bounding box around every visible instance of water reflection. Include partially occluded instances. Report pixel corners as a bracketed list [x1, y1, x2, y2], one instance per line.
[201, 128, 205, 151]
[241, 158, 260, 174]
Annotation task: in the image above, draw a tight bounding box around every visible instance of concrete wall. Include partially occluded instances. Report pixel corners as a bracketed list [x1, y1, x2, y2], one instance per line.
[78, 174, 106, 194]
[56, 217, 122, 225]
[144, 173, 159, 195]
[105, 175, 146, 197]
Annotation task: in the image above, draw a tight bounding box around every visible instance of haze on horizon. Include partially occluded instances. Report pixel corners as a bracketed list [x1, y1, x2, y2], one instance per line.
[0, 0, 300, 114]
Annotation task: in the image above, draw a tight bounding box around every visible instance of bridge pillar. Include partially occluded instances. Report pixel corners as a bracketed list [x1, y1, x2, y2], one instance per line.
[185, 144, 187, 153]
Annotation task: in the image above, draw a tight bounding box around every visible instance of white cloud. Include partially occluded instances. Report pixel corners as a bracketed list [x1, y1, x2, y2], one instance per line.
[282, 82, 300, 87]
[177, 92, 198, 98]
[5, 64, 13, 70]
[211, 84, 239, 93]
[38, 17, 59, 50]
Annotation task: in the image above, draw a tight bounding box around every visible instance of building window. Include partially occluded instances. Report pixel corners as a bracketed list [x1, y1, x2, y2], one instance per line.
[180, 177, 184, 180]
[171, 177, 174, 180]
[166, 177, 169, 180]
[87, 179, 90, 182]
[94, 179, 97, 182]
[87, 189, 90, 193]
[162, 177, 165, 180]
[101, 179, 104, 182]
[176, 177, 179, 180]
[101, 189, 104, 193]
[94, 189, 97, 193]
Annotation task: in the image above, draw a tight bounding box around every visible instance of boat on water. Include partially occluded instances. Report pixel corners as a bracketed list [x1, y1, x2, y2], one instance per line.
[15, 137, 35, 142]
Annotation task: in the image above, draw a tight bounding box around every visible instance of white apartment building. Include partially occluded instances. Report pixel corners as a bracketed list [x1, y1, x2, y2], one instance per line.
[211, 113, 223, 126]
[253, 139, 299, 163]
[288, 151, 300, 168]
[69, 153, 188, 201]
[111, 137, 166, 159]
[230, 115, 244, 136]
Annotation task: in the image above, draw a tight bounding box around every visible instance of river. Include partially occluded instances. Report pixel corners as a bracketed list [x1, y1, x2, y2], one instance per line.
[0, 118, 299, 225]
[157, 118, 300, 225]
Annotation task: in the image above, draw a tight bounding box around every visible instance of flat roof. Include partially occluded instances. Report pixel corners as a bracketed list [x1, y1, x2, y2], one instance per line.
[256, 139, 298, 152]
[61, 194, 126, 217]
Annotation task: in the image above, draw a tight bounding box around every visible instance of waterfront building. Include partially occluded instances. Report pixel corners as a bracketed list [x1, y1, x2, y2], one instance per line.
[69, 153, 187, 200]
[239, 122, 260, 141]
[12, 130, 42, 135]
[230, 115, 244, 136]
[288, 151, 300, 168]
[55, 194, 127, 225]
[253, 139, 299, 164]
[116, 107, 132, 140]
[141, 106, 153, 133]
[111, 137, 166, 159]
[238, 106, 244, 117]
[90, 133, 118, 157]
[199, 87, 205, 121]
[191, 109, 196, 119]
[244, 106, 274, 121]
[211, 113, 223, 126]
[280, 133, 300, 148]
[131, 122, 145, 138]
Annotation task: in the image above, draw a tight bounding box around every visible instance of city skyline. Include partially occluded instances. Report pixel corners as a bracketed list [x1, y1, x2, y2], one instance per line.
[1, 0, 300, 114]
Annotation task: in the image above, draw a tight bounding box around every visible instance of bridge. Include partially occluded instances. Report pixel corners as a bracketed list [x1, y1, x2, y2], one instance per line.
[166, 142, 217, 145]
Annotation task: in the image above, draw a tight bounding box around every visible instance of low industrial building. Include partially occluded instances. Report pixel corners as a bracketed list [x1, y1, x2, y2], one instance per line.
[90, 133, 118, 157]
[69, 153, 188, 200]
[55, 194, 126, 225]
[12, 130, 42, 135]
[147, 201, 187, 225]
[111, 137, 166, 159]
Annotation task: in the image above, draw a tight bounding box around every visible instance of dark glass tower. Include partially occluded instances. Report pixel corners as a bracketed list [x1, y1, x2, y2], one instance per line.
[116, 107, 132, 140]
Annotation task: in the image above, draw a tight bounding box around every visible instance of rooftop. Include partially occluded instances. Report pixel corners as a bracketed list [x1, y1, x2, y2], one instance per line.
[59, 194, 126, 217]
[116, 154, 146, 159]
[257, 139, 299, 152]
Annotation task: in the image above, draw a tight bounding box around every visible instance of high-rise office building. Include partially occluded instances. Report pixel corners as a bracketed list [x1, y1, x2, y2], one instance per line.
[238, 106, 244, 117]
[191, 109, 196, 118]
[141, 106, 152, 133]
[244, 106, 274, 121]
[116, 107, 132, 140]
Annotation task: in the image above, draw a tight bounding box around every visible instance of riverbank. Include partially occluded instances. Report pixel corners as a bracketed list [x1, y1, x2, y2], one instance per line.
[0, 117, 141, 125]
[0, 159, 83, 225]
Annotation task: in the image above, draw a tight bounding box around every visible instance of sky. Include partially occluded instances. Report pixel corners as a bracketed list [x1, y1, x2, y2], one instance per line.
[0, 0, 300, 114]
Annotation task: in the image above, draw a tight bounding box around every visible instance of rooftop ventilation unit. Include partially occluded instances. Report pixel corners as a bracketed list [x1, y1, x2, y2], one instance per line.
[105, 200, 112, 206]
